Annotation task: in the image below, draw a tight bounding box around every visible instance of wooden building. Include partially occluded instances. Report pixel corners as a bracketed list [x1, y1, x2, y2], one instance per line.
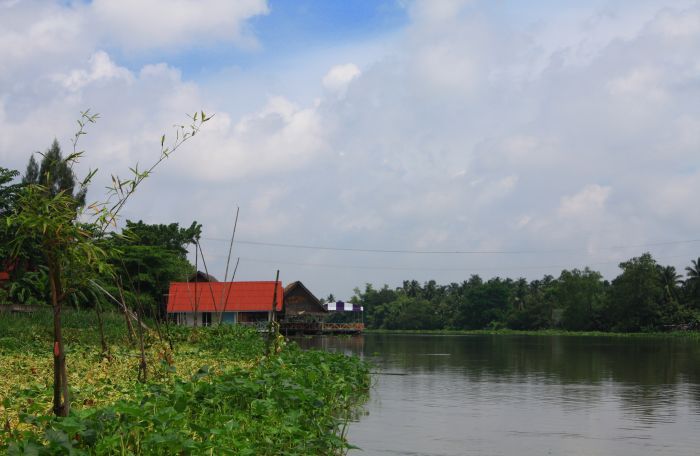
[281, 281, 327, 321]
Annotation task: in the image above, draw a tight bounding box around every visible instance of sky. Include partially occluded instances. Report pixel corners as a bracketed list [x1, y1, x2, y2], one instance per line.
[2, 0, 700, 299]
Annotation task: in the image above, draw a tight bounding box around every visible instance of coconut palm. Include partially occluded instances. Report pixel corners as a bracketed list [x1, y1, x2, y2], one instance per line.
[686, 258, 700, 281]
[685, 258, 700, 305]
[659, 265, 682, 303]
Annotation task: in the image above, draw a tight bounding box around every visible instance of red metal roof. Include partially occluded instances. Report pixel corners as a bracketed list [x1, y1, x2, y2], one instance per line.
[167, 281, 283, 313]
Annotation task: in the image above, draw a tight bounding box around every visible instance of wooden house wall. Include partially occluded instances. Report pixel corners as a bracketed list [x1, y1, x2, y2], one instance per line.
[283, 287, 326, 316]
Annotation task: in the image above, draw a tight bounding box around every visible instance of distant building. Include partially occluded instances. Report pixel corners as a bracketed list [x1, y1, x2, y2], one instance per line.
[281, 281, 327, 321]
[167, 279, 362, 334]
[188, 271, 218, 283]
[166, 281, 283, 326]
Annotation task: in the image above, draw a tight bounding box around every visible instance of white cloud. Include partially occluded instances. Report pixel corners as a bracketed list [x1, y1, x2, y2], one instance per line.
[322, 64, 361, 94]
[89, 0, 269, 51]
[558, 185, 611, 219]
[3, 1, 700, 297]
[409, 0, 474, 24]
[55, 51, 134, 91]
[651, 8, 700, 38]
[0, 0, 269, 67]
[607, 66, 666, 101]
[172, 95, 325, 181]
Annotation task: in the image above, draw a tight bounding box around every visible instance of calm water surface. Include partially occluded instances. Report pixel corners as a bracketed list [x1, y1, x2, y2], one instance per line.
[301, 334, 700, 456]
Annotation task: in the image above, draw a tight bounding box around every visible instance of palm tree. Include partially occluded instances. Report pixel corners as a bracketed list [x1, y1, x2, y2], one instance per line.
[686, 258, 700, 280]
[685, 258, 700, 305]
[659, 265, 682, 303]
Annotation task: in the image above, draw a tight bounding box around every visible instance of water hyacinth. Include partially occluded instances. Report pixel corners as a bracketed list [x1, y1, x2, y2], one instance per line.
[0, 311, 370, 455]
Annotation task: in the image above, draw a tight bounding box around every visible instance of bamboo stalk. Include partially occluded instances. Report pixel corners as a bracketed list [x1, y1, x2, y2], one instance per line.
[217, 206, 239, 324]
[196, 241, 220, 324]
[194, 241, 199, 327]
[267, 270, 280, 353]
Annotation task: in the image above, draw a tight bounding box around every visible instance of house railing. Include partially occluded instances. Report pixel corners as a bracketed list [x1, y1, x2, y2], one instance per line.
[279, 321, 364, 333]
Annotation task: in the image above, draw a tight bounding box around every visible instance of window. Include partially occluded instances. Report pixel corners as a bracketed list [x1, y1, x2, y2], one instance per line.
[202, 312, 212, 327]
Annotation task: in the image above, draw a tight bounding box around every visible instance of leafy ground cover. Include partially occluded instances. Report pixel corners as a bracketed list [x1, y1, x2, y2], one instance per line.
[0, 310, 369, 455]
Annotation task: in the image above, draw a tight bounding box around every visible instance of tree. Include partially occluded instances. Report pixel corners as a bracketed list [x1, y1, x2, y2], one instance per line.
[557, 268, 605, 331]
[6, 109, 210, 416]
[454, 277, 510, 329]
[0, 168, 21, 270]
[23, 156, 39, 186]
[23, 139, 86, 207]
[15, 141, 87, 278]
[351, 284, 397, 328]
[685, 258, 700, 309]
[8, 183, 103, 416]
[659, 265, 682, 304]
[118, 220, 201, 257]
[380, 295, 441, 330]
[507, 277, 557, 330]
[107, 220, 201, 316]
[0, 167, 21, 216]
[607, 253, 664, 332]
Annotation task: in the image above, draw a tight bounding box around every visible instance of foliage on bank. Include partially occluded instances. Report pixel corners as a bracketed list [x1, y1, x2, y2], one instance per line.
[0, 311, 370, 455]
[365, 328, 700, 339]
[335, 253, 700, 333]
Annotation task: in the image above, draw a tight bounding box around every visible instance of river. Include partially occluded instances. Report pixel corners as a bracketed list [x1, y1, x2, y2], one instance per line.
[301, 333, 700, 455]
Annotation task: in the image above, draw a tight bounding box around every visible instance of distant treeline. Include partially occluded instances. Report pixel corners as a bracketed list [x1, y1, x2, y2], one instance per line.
[329, 253, 700, 332]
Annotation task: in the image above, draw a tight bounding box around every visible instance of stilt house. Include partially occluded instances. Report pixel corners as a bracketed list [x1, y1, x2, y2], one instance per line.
[281, 281, 327, 322]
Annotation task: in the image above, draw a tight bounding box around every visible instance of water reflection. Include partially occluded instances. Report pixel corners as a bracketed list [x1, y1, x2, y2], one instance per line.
[299, 334, 700, 456]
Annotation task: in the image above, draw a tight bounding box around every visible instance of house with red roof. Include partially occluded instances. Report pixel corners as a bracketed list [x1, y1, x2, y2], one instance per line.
[166, 280, 283, 326]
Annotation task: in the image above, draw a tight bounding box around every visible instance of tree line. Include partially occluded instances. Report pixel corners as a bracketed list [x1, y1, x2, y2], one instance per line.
[3, 138, 699, 338]
[1, 111, 209, 416]
[340, 254, 700, 332]
[1, 141, 199, 317]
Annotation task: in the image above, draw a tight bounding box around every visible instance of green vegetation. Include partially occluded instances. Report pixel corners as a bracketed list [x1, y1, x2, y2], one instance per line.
[2, 110, 209, 417]
[365, 328, 700, 339]
[340, 253, 700, 333]
[0, 310, 369, 454]
[103, 219, 202, 316]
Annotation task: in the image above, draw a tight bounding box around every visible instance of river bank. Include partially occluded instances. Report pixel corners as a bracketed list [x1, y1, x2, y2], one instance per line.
[0, 310, 370, 454]
[365, 328, 700, 338]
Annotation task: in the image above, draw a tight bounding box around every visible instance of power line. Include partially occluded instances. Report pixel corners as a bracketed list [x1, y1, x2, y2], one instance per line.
[199, 236, 700, 255]
[194, 253, 693, 274]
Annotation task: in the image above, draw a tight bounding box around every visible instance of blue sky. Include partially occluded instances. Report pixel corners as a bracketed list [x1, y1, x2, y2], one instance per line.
[112, 0, 408, 78]
[2, 0, 700, 298]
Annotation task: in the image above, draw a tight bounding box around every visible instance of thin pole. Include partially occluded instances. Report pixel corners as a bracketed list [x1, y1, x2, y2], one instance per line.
[218, 206, 239, 324]
[197, 241, 220, 322]
[267, 270, 280, 352]
[272, 270, 279, 322]
[194, 241, 199, 327]
[222, 257, 240, 319]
